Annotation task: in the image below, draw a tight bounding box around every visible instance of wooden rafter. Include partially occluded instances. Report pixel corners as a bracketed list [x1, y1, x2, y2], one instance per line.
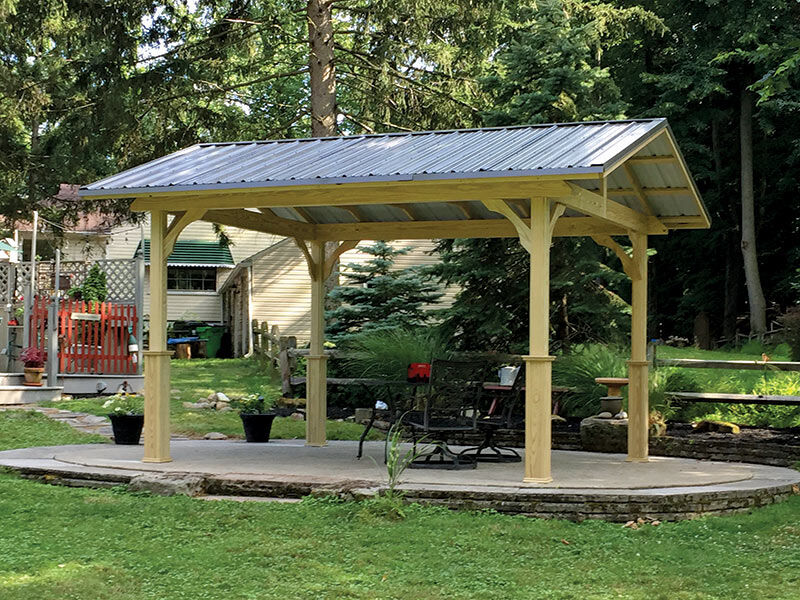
[561, 183, 664, 234]
[204, 208, 314, 239]
[627, 155, 677, 165]
[607, 186, 690, 197]
[622, 163, 655, 215]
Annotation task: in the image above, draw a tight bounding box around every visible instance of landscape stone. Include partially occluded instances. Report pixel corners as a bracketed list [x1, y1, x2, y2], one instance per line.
[207, 392, 218, 402]
[128, 473, 206, 497]
[596, 411, 613, 419]
[693, 420, 740, 434]
[204, 432, 228, 440]
[580, 416, 628, 453]
[217, 406, 233, 413]
[183, 401, 213, 410]
[290, 412, 305, 421]
[216, 392, 230, 403]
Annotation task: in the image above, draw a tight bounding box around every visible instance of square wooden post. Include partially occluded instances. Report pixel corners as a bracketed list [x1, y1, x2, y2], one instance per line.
[143, 210, 172, 463]
[627, 232, 649, 461]
[306, 240, 327, 446]
[524, 197, 554, 483]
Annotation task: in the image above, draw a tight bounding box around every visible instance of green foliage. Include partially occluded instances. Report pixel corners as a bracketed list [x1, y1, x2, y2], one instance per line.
[339, 327, 452, 381]
[779, 308, 800, 362]
[68, 264, 107, 302]
[327, 242, 442, 341]
[101, 394, 143, 416]
[552, 344, 627, 416]
[235, 393, 274, 415]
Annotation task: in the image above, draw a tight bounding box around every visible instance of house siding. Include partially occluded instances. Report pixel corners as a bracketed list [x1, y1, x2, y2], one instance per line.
[247, 239, 456, 343]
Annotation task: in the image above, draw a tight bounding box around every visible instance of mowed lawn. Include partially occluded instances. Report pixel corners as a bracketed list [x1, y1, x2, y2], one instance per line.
[0, 410, 799, 599]
[42, 358, 377, 441]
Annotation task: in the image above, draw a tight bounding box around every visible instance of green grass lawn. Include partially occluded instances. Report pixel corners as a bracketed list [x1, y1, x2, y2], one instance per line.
[1, 409, 800, 599]
[41, 358, 378, 441]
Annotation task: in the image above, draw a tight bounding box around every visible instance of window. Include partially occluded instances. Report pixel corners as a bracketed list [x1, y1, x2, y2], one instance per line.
[167, 267, 217, 291]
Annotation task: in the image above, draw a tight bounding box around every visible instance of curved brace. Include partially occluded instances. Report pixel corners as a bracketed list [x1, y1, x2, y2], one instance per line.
[164, 209, 206, 256]
[481, 199, 531, 253]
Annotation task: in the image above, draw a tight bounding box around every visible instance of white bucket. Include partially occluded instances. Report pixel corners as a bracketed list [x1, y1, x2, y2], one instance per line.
[498, 366, 520, 386]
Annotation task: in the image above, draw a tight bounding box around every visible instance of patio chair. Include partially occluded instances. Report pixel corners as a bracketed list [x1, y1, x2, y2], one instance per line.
[399, 358, 487, 470]
[460, 364, 524, 463]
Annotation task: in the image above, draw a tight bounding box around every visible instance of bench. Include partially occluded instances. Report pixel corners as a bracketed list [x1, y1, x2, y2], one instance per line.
[668, 392, 800, 406]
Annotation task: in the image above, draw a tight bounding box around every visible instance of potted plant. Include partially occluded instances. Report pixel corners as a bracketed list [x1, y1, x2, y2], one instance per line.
[237, 394, 277, 443]
[103, 394, 145, 445]
[20, 347, 46, 386]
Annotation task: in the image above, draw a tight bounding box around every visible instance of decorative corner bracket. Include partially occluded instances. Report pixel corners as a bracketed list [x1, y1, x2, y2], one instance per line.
[591, 232, 645, 281]
[164, 209, 206, 256]
[295, 239, 361, 281]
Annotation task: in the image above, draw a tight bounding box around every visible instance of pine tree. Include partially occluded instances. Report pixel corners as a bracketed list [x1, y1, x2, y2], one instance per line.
[326, 242, 443, 341]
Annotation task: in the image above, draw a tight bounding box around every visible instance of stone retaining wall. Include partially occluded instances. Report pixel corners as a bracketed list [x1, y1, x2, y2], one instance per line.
[447, 429, 800, 468]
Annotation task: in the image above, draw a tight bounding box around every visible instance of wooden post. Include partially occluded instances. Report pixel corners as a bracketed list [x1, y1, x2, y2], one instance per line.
[306, 240, 328, 446]
[524, 197, 554, 483]
[143, 210, 172, 463]
[627, 231, 649, 462]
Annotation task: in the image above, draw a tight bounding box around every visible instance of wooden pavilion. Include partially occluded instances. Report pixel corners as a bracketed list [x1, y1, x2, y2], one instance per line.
[80, 118, 709, 483]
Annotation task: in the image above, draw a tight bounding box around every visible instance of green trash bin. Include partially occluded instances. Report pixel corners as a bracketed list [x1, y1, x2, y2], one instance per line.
[197, 325, 225, 358]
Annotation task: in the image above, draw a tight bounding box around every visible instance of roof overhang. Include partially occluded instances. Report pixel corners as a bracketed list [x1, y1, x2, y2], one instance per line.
[80, 119, 710, 241]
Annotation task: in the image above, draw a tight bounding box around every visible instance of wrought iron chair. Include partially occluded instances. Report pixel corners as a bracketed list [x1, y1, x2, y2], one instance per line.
[400, 358, 487, 470]
[460, 364, 524, 463]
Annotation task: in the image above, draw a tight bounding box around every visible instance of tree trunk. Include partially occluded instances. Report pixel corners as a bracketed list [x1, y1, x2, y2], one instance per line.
[307, 0, 336, 137]
[739, 89, 767, 336]
[307, 0, 339, 318]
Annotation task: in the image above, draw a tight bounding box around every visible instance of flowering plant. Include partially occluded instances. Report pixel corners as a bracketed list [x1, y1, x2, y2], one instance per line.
[20, 347, 46, 368]
[102, 394, 144, 415]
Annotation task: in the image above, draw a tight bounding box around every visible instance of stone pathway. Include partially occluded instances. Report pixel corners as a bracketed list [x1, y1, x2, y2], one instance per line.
[0, 405, 117, 438]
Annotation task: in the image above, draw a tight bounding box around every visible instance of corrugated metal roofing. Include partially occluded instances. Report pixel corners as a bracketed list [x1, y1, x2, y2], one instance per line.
[136, 240, 234, 267]
[82, 119, 668, 195]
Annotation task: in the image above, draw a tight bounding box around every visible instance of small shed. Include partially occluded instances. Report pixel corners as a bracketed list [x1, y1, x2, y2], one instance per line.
[81, 119, 709, 483]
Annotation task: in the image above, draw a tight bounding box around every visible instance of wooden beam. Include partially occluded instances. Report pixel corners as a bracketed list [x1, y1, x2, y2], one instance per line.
[481, 199, 531, 252]
[339, 205, 370, 221]
[129, 178, 574, 211]
[306, 240, 327, 447]
[607, 187, 691, 197]
[549, 203, 566, 239]
[622, 163, 655, 216]
[163, 209, 205, 256]
[591, 234, 639, 280]
[561, 183, 664, 234]
[293, 238, 315, 279]
[627, 155, 677, 165]
[203, 208, 314, 239]
[508, 198, 531, 218]
[294, 207, 316, 223]
[324, 240, 359, 278]
[659, 216, 709, 229]
[313, 216, 668, 241]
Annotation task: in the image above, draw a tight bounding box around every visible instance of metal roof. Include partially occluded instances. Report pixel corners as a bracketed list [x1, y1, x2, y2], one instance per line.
[82, 119, 668, 194]
[136, 240, 234, 267]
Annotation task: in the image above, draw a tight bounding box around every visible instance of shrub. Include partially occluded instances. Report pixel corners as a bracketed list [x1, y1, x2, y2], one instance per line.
[779, 308, 800, 361]
[235, 394, 274, 414]
[649, 368, 696, 418]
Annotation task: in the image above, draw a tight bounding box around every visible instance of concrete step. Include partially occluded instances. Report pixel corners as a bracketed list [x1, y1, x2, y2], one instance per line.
[0, 385, 63, 405]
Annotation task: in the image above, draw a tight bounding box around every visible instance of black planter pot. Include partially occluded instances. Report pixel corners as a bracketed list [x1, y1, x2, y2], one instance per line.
[240, 413, 277, 443]
[109, 414, 145, 445]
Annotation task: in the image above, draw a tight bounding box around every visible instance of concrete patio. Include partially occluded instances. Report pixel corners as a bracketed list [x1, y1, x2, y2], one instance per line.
[2, 440, 798, 521]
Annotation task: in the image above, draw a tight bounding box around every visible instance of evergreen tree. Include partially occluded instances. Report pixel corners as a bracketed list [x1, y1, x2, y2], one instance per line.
[326, 242, 443, 341]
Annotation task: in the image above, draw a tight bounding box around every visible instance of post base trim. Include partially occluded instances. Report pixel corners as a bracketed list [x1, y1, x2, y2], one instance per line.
[522, 355, 556, 363]
[305, 442, 328, 448]
[626, 457, 649, 463]
[142, 457, 173, 463]
[523, 476, 554, 484]
[627, 360, 650, 367]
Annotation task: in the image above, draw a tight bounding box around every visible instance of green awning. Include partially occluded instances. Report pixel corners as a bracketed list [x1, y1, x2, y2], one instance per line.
[136, 240, 234, 267]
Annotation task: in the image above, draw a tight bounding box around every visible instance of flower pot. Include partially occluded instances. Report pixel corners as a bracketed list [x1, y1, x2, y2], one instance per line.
[109, 414, 144, 445]
[240, 413, 276, 443]
[23, 367, 44, 387]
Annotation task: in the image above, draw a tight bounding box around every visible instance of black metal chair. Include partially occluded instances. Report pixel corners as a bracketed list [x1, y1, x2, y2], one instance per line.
[400, 359, 487, 470]
[460, 364, 524, 463]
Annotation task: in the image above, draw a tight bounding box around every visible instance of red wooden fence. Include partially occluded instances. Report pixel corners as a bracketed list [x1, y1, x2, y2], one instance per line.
[29, 296, 138, 375]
